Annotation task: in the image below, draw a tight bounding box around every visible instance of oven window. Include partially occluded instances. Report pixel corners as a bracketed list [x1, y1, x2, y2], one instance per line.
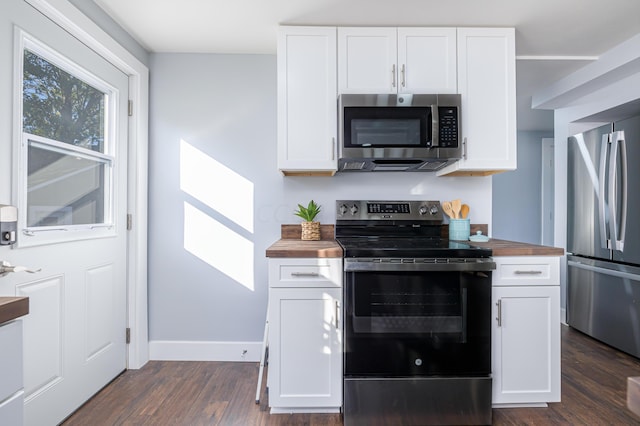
[343, 106, 431, 148]
[350, 271, 467, 335]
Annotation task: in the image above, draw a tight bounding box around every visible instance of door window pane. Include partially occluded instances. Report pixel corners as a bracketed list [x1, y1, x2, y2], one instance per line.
[23, 49, 105, 152]
[26, 140, 109, 227]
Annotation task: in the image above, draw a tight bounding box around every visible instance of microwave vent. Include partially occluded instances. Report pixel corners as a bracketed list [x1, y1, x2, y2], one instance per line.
[418, 161, 447, 171]
[342, 161, 366, 171]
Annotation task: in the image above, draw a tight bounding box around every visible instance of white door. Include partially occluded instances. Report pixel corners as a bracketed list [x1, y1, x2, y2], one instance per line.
[0, 1, 129, 425]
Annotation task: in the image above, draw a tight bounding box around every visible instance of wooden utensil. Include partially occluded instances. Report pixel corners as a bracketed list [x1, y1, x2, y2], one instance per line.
[461, 204, 470, 219]
[442, 201, 454, 219]
[451, 199, 461, 219]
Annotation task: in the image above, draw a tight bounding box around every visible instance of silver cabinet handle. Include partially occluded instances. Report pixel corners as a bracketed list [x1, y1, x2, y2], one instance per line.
[401, 64, 406, 87]
[391, 64, 396, 88]
[291, 272, 320, 277]
[463, 137, 468, 160]
[514, 270, 543, 275]
[496, 299, 502, 327]
[335, 300, 340, 330]
[332, 137, 336, 161]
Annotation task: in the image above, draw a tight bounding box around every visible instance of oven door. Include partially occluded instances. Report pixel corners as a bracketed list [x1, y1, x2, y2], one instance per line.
[343, 259, 493, 378]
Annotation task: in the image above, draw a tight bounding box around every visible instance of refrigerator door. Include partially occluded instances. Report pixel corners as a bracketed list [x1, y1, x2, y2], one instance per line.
[567, 255, 640, 358]
[567, 124, 612, 260]
[612, 115, 640, 265]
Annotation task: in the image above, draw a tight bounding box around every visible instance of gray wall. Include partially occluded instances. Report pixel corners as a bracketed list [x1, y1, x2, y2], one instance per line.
[148, 52, 495, 343]
[492, 130, 552, 244]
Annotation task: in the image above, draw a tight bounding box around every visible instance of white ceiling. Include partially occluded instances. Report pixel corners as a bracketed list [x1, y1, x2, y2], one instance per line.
[94, 0, 640, 131]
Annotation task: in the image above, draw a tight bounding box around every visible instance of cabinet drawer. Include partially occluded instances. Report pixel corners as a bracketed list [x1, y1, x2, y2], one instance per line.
[493, 256, 560, 286]
[0, 320, 23, 402]
[269, 258, 343, 288]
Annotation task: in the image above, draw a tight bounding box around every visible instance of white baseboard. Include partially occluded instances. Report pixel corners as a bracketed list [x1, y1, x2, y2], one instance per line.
[270, 407, 341, 414]
[149, 340, 262, 362]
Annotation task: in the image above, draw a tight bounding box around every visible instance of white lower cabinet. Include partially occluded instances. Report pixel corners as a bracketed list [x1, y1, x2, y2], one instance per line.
[0, 320, 24, 425]
[492, 256, 561, 406]
[267, 258, 342, 413]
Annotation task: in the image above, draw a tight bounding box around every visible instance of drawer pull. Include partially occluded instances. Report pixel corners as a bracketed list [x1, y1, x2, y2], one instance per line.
[291, 272, 320, 277]
[514, 270, 543, 275]
[496, 299, 502, 327]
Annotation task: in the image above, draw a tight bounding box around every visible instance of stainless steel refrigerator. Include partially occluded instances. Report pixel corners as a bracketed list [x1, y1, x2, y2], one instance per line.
[567, 114, 640, 358]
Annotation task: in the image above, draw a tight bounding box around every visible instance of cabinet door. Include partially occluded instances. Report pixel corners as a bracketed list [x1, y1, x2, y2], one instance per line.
[338, 27, 397, 94]
[438, 28, 516, 176]
[492, 286, 561, 405]
[269, 287, 342, 410]
[277, 26, 337, 175]
[0, 320, 23, 402]
[397, 28, 457, 94]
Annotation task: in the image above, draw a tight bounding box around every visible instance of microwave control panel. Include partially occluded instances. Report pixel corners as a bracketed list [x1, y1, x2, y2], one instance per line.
[438, 106, 458, 148]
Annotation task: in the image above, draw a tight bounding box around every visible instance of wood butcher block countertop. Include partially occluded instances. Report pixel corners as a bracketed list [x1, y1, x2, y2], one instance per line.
[468, 238, 564, 256]
[266, 224, 563, 258]
[0, 297, 29, 325]
[266, 224, 342, 258]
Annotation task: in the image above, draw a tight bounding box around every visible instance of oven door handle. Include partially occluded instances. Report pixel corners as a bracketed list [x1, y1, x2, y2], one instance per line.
[344, 259, 496, 272]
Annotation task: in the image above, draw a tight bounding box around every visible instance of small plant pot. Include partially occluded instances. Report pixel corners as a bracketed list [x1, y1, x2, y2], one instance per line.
[301, 221, 321, 241]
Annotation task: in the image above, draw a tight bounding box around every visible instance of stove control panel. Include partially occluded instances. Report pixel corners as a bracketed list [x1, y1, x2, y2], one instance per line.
[336, 200, 443, 221]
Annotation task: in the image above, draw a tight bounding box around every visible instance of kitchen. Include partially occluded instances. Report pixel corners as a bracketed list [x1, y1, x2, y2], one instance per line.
[1, 0, 640, 425]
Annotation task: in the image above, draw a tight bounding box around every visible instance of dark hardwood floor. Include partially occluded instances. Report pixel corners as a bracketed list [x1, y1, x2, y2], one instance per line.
[62, 325, 640, 425]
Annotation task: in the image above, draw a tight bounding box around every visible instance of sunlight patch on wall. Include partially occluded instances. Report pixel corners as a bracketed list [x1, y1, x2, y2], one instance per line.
[180, 139, 254, 233]
[183, 202, 254, 291]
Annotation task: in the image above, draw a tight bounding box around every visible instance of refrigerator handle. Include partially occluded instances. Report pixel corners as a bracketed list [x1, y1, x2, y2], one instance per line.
[599, 133, 610, 249]
[608, 130, 627, 252]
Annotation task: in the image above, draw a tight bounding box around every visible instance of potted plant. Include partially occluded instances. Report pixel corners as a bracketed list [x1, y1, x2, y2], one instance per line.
[294, 200, 322, 241]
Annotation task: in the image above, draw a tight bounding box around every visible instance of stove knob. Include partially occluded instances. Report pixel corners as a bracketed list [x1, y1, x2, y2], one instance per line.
[350, 204, 359, 215]
[429, 205, 439, 215]
[418, 205, 428, 215]
[339, 204, 348, 216]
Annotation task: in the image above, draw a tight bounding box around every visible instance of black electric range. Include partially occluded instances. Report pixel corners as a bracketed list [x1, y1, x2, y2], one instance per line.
[336, 200, 494, 426]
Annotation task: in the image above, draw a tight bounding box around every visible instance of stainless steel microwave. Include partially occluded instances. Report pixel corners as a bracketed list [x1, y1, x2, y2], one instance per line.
[338, 93, 462, 172]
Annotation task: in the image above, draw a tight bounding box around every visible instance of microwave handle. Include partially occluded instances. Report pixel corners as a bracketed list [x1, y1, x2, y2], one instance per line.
[430, 105, 439, 148]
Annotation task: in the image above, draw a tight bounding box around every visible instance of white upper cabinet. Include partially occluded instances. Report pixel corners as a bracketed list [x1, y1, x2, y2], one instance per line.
[437, 28, 517, 176]
[277, 26, 337, 175]
[397, 28, 457, 94]
[338, 27, 457, 94]
[338, 27, 397, 94]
